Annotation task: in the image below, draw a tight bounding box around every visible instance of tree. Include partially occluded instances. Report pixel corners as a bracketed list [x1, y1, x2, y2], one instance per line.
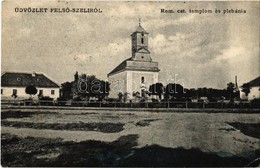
[241, 83, 251, 99]
[60, 82, 73, 100]
[72, 72, 110, 101]
[117, 92, 129, 102]
[227, 82, 235, 101]
[164, 83, 185, 100]
[123, 92, 129, 102]
[92, 80, 110, 101]
[74, 71, 79, 81]
[227, 82, 235, 91]
[118, 92, 123, 102]
[186, 88, 197, 99]
[25, 85, 38, 98]
[133, 91, 141, 99]
[149, 83, 164, 100]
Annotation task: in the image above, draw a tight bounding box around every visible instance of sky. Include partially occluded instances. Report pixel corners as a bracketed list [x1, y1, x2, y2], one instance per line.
[2, 1, 259, 89]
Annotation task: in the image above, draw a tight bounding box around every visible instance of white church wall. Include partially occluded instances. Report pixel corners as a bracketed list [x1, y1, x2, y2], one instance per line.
[134, 52, 151, 61]
[128, 71, 158, 99]
[108, 71, 127, 98]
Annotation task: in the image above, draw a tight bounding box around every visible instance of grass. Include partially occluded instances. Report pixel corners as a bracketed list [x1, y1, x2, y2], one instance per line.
[1, 110, 58, 119]
[227, 122, 260, 139]
[136, 119, 161, 127]
[1, 121, 125, 133]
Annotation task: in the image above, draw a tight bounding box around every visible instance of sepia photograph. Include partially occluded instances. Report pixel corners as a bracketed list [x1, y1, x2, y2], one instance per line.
[1, 1, 260, 167]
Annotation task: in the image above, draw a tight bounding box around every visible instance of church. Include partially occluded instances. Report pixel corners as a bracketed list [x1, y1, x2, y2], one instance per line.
[108, 21, 160, 100]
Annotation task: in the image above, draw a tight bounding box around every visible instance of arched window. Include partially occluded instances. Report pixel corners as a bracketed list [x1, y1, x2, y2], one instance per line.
[141, 77, 144, 83]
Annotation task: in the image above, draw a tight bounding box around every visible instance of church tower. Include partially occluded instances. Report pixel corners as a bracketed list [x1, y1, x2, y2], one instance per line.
[108, 20, 160, 100]
[131, 20, 151, 61]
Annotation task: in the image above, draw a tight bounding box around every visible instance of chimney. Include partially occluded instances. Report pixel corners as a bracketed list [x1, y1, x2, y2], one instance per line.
[235, 75, 239, 91]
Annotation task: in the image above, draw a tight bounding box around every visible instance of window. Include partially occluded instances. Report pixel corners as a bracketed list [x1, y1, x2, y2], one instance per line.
[13, 89, 17, 95]
[39, 90, 43, 96]
[141, 77, 144, 83]
[1, 89, 3, 95]
[12, 89, 17, 97]
[141, 33, 144, 44]
[51, 90, 55, 95]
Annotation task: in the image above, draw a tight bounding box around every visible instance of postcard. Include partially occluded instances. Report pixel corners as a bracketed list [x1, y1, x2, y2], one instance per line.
[1, 1, 259, 167]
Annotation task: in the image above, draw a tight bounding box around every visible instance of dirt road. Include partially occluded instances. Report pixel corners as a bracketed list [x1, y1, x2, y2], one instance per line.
[1, 108, 260, 166]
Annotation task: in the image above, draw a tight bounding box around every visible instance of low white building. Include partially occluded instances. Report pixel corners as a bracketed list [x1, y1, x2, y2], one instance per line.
[1, 71, 60, 100]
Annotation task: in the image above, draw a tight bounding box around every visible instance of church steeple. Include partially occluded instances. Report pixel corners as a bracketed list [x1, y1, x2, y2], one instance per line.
[131, 20, 151, 61]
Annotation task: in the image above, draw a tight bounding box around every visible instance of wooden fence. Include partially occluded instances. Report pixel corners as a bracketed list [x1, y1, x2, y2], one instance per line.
[1, 99, 259, 109]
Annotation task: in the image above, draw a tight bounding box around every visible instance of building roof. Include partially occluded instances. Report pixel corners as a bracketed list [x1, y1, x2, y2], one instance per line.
[248, 76, 260, 87]
[130, 24, 148, 34]
[1, 72, 60, 88]
[107, 58, 160, 76]
[137, 47, 150, 53]
[108, 58, 131, 76]
[135, 25, 147, 33]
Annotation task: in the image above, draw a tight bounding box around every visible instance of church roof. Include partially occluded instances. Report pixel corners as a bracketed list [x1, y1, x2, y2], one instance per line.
[108, 58, 160, 76]
[134, 25, 148, 33]
[108, 58, 131, 76]
[137, 47, 150, 53]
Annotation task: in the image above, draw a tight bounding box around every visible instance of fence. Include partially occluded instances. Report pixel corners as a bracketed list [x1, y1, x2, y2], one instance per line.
[1, 99, 260, 109]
